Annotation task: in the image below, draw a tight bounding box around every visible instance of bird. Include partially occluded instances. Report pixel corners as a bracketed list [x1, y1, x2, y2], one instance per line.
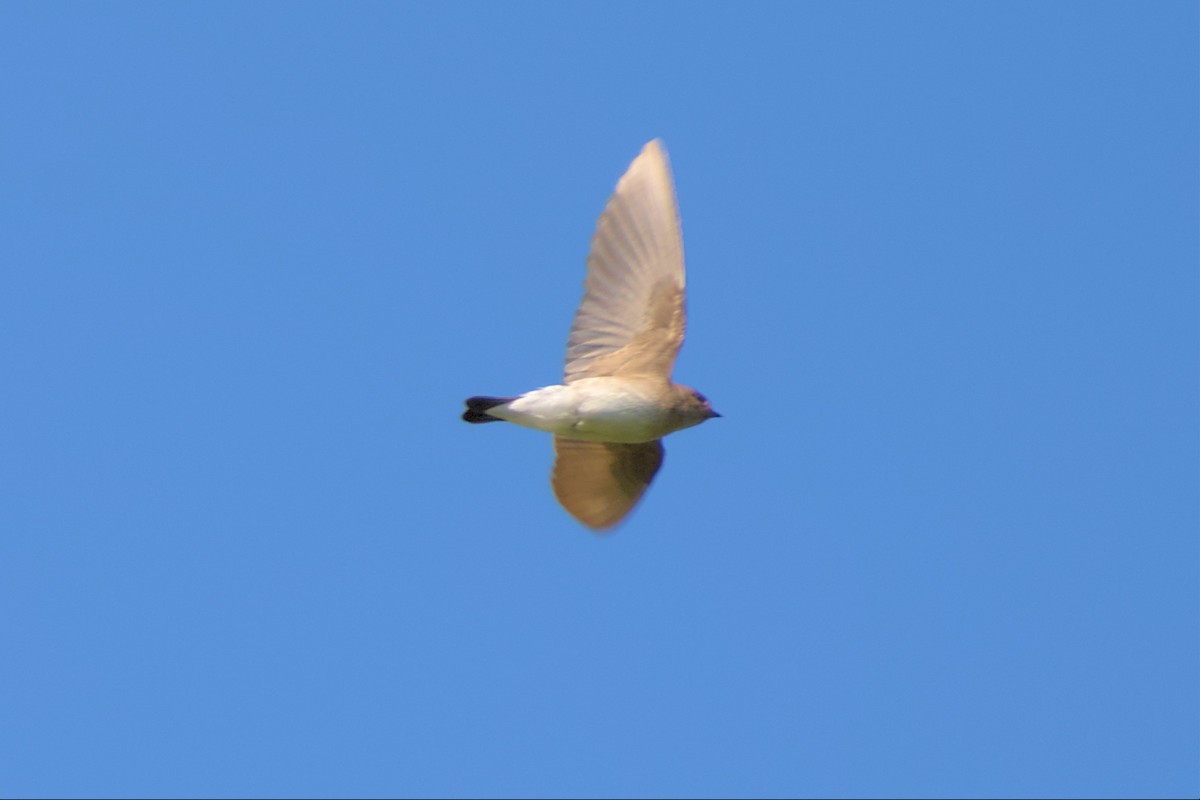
[462, 139, 718, 531]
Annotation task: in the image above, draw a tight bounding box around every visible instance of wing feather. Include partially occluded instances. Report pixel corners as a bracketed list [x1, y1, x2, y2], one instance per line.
[564, 140, 686, 382]
[551, 437, 665, 530]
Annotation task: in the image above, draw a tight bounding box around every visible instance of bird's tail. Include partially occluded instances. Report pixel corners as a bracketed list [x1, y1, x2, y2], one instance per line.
[462, 396, 514, 424]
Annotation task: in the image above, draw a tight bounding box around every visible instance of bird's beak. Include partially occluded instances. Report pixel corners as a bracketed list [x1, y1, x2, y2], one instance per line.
[708, 409, 722, 419]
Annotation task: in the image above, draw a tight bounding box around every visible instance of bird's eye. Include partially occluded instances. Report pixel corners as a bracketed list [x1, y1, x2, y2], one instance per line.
[693, 392, 708, 404]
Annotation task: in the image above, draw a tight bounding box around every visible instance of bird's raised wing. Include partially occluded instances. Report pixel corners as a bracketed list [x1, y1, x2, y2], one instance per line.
[551, 436, 664, 530]
[563, 140, 686, 383]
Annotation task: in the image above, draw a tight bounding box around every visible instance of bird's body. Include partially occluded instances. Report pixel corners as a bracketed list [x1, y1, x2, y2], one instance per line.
[469, 376, 710, 444]
[462, 140, 717, 531]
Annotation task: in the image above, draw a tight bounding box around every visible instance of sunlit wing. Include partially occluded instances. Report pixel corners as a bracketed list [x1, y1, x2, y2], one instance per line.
[563, 140, 686, 383]
[550, 436, 665, 530]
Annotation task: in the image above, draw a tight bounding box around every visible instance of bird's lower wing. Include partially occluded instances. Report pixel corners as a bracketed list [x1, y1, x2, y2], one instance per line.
[551, 437, 665, 531]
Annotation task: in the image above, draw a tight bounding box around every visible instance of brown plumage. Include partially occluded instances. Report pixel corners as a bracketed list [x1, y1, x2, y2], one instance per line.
[462, 140, 718, 531]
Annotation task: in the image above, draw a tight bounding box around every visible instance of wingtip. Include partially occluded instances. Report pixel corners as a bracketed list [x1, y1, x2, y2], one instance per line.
[640, 138, 669, 163]
[621, 139, 676, 205]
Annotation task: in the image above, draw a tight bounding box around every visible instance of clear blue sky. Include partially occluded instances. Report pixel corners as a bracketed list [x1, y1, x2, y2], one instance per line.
[1, 3, 1196, 798]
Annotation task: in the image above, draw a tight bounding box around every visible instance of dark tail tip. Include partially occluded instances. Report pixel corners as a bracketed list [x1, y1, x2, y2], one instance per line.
[462, 395, 514, 424]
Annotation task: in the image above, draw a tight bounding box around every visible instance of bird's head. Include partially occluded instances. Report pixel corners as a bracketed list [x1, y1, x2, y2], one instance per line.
[670, 384, 721, 429]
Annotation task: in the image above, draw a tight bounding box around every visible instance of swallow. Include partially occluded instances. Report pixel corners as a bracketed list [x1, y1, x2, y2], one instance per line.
[463, 140, 718, 530]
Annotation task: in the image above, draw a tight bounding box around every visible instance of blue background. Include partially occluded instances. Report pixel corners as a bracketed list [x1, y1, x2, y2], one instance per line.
[2, 3, 1196, 798]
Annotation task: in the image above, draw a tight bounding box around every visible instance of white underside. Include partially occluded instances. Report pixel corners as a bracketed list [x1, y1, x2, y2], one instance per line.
[486, 377, 675, 443]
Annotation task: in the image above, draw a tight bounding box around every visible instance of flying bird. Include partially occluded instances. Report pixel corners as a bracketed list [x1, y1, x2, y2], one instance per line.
[462, 140, 718, 531]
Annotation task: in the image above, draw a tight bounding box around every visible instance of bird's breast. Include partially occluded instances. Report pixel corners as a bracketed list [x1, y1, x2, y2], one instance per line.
[570, 384, 672, 443]
[500, 378, 676, 443]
